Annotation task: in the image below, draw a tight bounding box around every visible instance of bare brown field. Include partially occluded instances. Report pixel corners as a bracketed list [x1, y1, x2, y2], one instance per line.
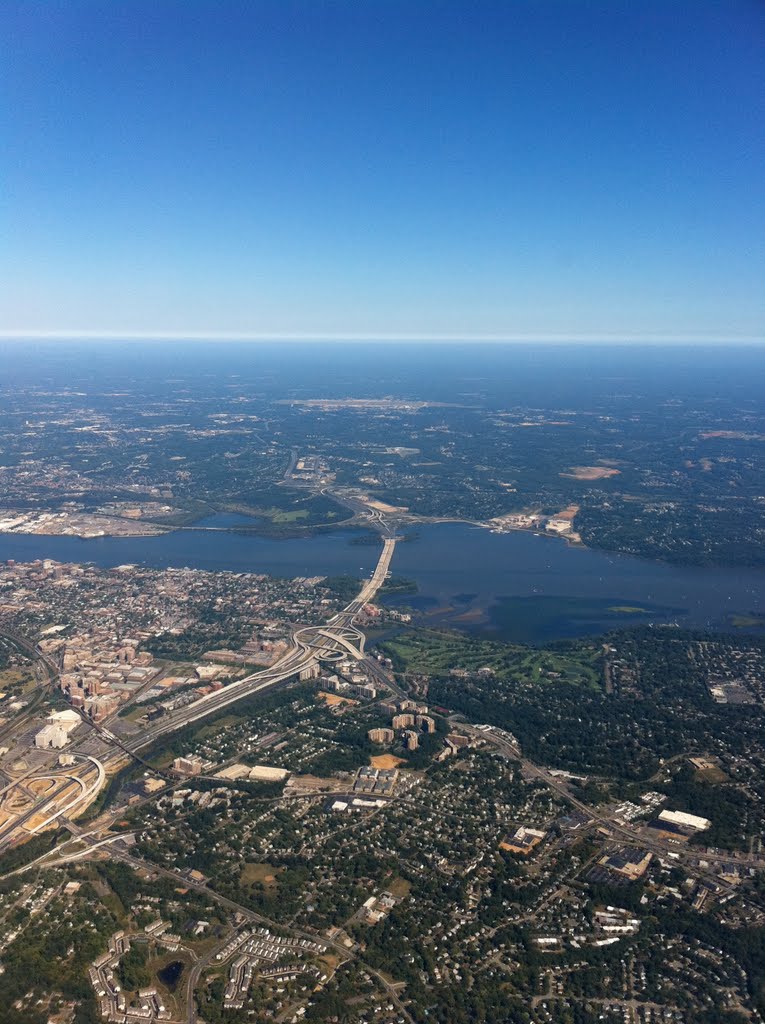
[366, 499, 409, 513]
[370, 754, 405, 769]
[28, 778, 57, 797]
[4, 790, 33, 814]
[317, 691, 358, 707]
[700, 430, 765, 440]
[276, 398, 454, 411]
[551, 505, 579, 521]
[561, 465, 621, 480]
[286, 774, 345, 794]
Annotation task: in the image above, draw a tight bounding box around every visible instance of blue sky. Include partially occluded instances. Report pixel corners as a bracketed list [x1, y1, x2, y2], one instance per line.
[1, 0, 763, 341]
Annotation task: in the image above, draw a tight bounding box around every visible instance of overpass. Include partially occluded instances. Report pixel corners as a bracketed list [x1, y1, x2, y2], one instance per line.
[0, 754, 104, 847]
[125, 535, 398, 753]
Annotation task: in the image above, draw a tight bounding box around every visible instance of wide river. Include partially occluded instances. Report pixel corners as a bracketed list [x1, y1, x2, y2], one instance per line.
[0, 522, 762, 644]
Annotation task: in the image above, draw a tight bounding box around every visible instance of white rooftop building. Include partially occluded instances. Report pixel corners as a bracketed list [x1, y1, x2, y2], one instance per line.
[35, 724, 70, 749]
[46, 709, 81, 734]
[248, 765, 289, 782]
[658, 809, 711, 831]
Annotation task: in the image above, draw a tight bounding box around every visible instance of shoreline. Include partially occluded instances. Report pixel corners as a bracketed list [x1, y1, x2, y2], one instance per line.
[0, 512, 764, 575]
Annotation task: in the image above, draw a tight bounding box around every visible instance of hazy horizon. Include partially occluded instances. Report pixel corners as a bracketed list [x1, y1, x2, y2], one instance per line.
[1, 332, 764, 346]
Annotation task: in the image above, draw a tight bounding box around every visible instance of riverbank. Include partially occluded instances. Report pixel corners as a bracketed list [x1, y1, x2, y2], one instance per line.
[1, 521, 762, 645]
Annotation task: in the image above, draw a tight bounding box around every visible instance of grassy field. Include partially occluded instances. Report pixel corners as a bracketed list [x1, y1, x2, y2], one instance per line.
[264, 507, 310, 523]
[0, 667, 35, 693]
[694, 765, 730, 784]
[386, 877, 412, 898]
[194, 714, 242, 738]
[379, 628, 602, 689]
[729, 613, 765, 629]
[241, 862, 282, 891]
[223, 490, 347, 530]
